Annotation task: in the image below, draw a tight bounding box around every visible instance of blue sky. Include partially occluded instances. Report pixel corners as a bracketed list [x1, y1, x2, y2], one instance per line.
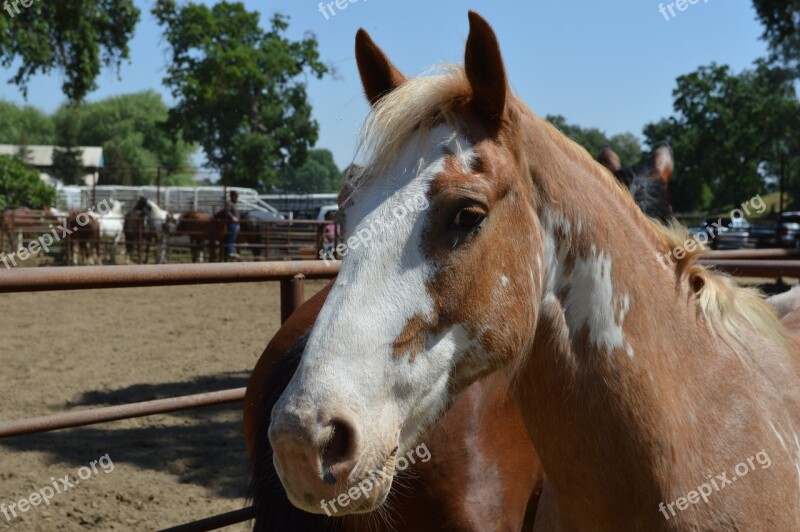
[0, 0, 772, 170]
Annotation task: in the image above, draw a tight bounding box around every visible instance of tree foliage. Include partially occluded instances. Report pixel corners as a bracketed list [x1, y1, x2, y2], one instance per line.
[153, 1, 329, 191]
[55, 91, 196, 186]
[0, 101, 54, 145]
[278, 149, 342, 193]
[0, 93, 196, 186]
[753, 0, 800, 74]
[0, 1, 140, 102]
[51, 106, 84, 185]
[0, 155, 54, 210]
[643, 61, 800, 212]
[546, 115, 642, 166]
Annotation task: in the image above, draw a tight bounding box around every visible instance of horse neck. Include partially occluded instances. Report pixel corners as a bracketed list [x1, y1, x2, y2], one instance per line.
[512, 119, 732, 526]
[148, 203, 168, 220]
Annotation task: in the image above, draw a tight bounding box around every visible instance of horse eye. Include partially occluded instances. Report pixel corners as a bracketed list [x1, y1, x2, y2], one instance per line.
[451, 207, 486, 231]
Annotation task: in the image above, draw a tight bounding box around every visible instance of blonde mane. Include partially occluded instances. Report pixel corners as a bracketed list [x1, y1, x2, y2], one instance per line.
[349, 64, 788, 361]
[656, 221, 788, 359]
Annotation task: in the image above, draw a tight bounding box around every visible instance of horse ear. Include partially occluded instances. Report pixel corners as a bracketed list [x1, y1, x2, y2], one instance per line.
[465, 11, 509, 124]
[652, 145, 673, 183]
[355, 29, 406, 106]
[597, 146, 622, 173]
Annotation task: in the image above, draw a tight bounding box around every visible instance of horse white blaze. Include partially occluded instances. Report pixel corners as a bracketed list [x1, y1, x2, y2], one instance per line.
[270, 126, 476, 510]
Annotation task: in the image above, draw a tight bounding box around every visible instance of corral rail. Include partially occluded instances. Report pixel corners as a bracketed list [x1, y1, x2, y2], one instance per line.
[0, 252, 797, 530]
[0, 261, 339, 531]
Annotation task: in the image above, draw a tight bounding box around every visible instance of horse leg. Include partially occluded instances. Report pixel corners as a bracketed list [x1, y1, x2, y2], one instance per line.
[112, 235, 121, 265]
[160, 232, 169, 264]
[143, 236, 150, 265]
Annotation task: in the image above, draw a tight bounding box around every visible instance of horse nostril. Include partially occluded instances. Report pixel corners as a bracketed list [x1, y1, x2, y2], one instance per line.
[321, 419, 356, 471]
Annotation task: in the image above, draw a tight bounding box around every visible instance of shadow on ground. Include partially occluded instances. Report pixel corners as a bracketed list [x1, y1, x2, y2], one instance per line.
[0, 372, 255, 499]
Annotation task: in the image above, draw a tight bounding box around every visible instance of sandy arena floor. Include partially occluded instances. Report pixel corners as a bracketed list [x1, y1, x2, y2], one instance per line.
[0, 278, 330, 531]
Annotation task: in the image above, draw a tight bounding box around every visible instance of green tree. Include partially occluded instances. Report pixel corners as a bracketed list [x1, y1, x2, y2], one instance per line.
[0, 101, 54, 145]
[0, 1, 140, 102]
[546, 115, 642, 165]
[753, 0, 800, 74]
[51, 106, 84, 185]
[643, 61, 800, 212]
[279, 149, 342, 193]
[0, 155, 54, 209]
[153, 1, 329, 191]
[56, 91, 195, 186]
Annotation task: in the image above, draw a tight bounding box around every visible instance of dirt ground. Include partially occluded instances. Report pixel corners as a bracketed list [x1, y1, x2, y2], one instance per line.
[0, 279, 330, 531]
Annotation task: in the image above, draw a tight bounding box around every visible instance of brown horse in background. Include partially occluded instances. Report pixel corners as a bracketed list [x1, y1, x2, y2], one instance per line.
[175, 211, 225, 263]
[244, 281, 545, 531]
[66, 211, 100, 265]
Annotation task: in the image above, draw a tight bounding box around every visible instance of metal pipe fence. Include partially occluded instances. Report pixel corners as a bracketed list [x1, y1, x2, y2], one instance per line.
[0, 261, 339, 530]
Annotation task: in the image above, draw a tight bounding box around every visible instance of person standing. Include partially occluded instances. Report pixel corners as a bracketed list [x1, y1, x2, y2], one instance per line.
[224, 190, 240, 260]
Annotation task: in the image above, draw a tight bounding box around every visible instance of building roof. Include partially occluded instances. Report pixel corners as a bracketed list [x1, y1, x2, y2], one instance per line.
[0, 144, 104, 168]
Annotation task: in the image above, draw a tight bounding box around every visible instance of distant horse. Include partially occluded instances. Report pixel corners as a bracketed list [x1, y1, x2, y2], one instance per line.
[598, 145, 674, 223]
[67, 210, 100, 265]
[238, 213, 266, 260]
[1, 207, 41, 251]
[270, 13, 800, 529]
[90, 199, 125, 264]
[245, 282, 544, 531]
[124, 198, 176, 264]
[175, 211, 224, 263]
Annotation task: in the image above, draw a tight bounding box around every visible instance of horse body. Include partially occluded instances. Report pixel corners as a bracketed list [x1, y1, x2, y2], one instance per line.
[268, 12, 800, 530]
[90, 200, 125, 264]
[245, 281, 544, 531]
[67, 211, 100, 265]
[124, 199, 176, 264]
[175, 211, 222, 263]
[238, 214, 265, 260]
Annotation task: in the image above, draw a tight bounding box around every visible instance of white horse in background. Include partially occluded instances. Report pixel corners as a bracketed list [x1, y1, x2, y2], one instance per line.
[124, 198, 177, 264]
[90, 200, 125, 264]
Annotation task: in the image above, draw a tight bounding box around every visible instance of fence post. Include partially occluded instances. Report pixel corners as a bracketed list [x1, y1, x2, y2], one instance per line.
[280, 273, 305, 323]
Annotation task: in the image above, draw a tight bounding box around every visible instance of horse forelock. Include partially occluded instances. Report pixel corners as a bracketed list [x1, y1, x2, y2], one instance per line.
[349, 66, 472, 194]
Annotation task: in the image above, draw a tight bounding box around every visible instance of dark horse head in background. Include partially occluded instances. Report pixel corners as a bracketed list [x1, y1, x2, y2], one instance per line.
[597, 145, 673, 223]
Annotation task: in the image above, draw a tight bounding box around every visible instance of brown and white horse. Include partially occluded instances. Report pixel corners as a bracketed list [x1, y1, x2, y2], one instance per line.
[245, 281, 543, 531]
[269, 12, 800, 530]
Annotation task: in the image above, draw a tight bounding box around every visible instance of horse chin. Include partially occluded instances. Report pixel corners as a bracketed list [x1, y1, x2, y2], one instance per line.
[282, 446, 398, 516]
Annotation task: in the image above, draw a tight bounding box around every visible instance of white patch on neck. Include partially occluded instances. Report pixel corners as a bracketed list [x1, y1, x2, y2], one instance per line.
[541, 209, 630, 356]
